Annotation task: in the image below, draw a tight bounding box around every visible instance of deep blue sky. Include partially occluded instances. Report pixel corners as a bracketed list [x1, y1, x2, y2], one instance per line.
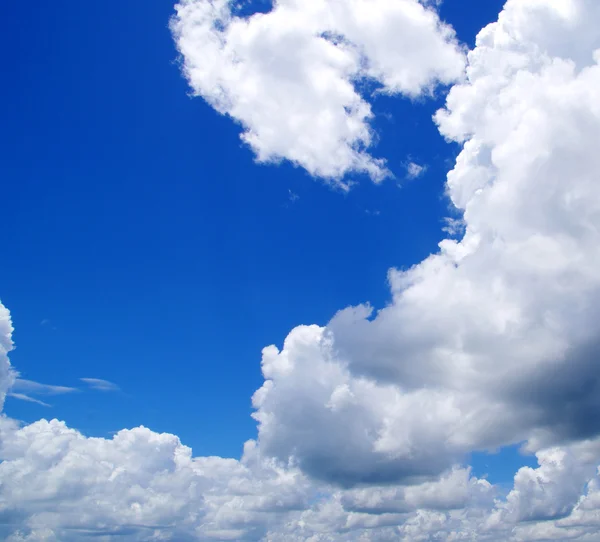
[0, 0, 524, 479]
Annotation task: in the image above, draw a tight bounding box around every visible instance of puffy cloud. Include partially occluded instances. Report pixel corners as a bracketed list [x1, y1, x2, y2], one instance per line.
[0, 409, 493, 541]
[251, 0, 600, 489]
[494, 440, 600, 524]
[0, 416, 314, 541]
[171, 0, 465, 184]
[0, 302, 15, 411]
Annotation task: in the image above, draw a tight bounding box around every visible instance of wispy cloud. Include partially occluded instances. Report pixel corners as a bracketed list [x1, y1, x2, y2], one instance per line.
[40, 319, 57, 330]
[12, 379, 78, 396]
[80, 378, 120, 392]
[442, 216, 466, 237]
[405, 161, 427, 180]
[7, 393, 51, 407]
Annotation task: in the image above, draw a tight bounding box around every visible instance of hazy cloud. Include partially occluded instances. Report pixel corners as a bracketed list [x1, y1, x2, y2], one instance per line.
[80, 378, 120, 392]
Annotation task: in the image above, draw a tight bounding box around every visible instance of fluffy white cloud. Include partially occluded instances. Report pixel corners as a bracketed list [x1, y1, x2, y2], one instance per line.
[3, 0, 600, 540]
[0, 304, 15, 411]
[252, 0, 600, 488]
[171, 0, 465, 184]
[0, 415, 314, 541]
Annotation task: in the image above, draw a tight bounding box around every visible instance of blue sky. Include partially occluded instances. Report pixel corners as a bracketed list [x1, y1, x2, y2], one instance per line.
[3, 0, 600, 540]
[1, 0, 542, 487]
[3, 0, 502, 458]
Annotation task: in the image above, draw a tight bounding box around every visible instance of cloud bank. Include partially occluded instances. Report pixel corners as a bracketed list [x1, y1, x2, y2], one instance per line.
[2, 0, 600, 539]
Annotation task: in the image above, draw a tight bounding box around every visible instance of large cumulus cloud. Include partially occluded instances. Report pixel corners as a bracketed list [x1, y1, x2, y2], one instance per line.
[253, 0, 600, 486]
[3, 0, 600, 540]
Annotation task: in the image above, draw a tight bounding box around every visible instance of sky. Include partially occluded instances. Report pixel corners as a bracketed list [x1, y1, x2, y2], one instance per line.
[0, 0, 503, 456]
[1, 0, 600, 540]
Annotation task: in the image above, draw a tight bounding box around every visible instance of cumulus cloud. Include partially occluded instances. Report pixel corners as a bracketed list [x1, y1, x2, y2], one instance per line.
[171, 0, 465, 185]
[252, 0, 600, 488]
[0, 417, 310, 541]
[2, 0, 600, 540]
[0, 302, 15, 411]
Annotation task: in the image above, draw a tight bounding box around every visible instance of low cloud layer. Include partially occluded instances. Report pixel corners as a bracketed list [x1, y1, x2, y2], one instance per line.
[2, 0, 600, 540]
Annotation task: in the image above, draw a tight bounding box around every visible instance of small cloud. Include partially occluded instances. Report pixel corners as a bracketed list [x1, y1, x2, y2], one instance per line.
[81, 378, 120, 392]
[288, 190, 299, 203]
[12, 379, 78, 396]
[365, 209, 381, 216]
[405, 161, 427, 180]
[442, 216, 466, 237]
[7, 393, 51, 408]
[40, 319, 57, 330]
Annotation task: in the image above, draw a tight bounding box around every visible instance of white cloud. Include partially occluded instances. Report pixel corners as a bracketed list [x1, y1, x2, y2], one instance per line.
[7, 393, 50, 408]
[2, 0, 600, 540]
[6, 378, 77, 408]
[441, 216, 465, 236]
[80, 378, 120, 392]
[250, 0, 600, 488]
[0, 302, 16, 411]
[405, 161, 427, 179]
[11, 379, 77, 396]
[171, 0, 465, 185]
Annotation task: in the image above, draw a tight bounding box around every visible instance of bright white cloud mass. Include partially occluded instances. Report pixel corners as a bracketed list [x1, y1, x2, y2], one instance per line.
[2, 0, 600, 539]
[171, 0, 465, 185]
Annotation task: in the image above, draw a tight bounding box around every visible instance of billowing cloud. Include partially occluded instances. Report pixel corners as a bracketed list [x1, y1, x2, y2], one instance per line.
[3, 410, 600, 541]
[171, 0, 465, 185]
[252, 0, 600, 487]
[0, 302, 15, 411]
[2, 0, 600, 540]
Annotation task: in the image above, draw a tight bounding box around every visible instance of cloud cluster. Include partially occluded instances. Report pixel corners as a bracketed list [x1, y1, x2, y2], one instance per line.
[3, 0, 600, 540]
[4, 404, 600, 541]
[171, 0, 465, 184]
